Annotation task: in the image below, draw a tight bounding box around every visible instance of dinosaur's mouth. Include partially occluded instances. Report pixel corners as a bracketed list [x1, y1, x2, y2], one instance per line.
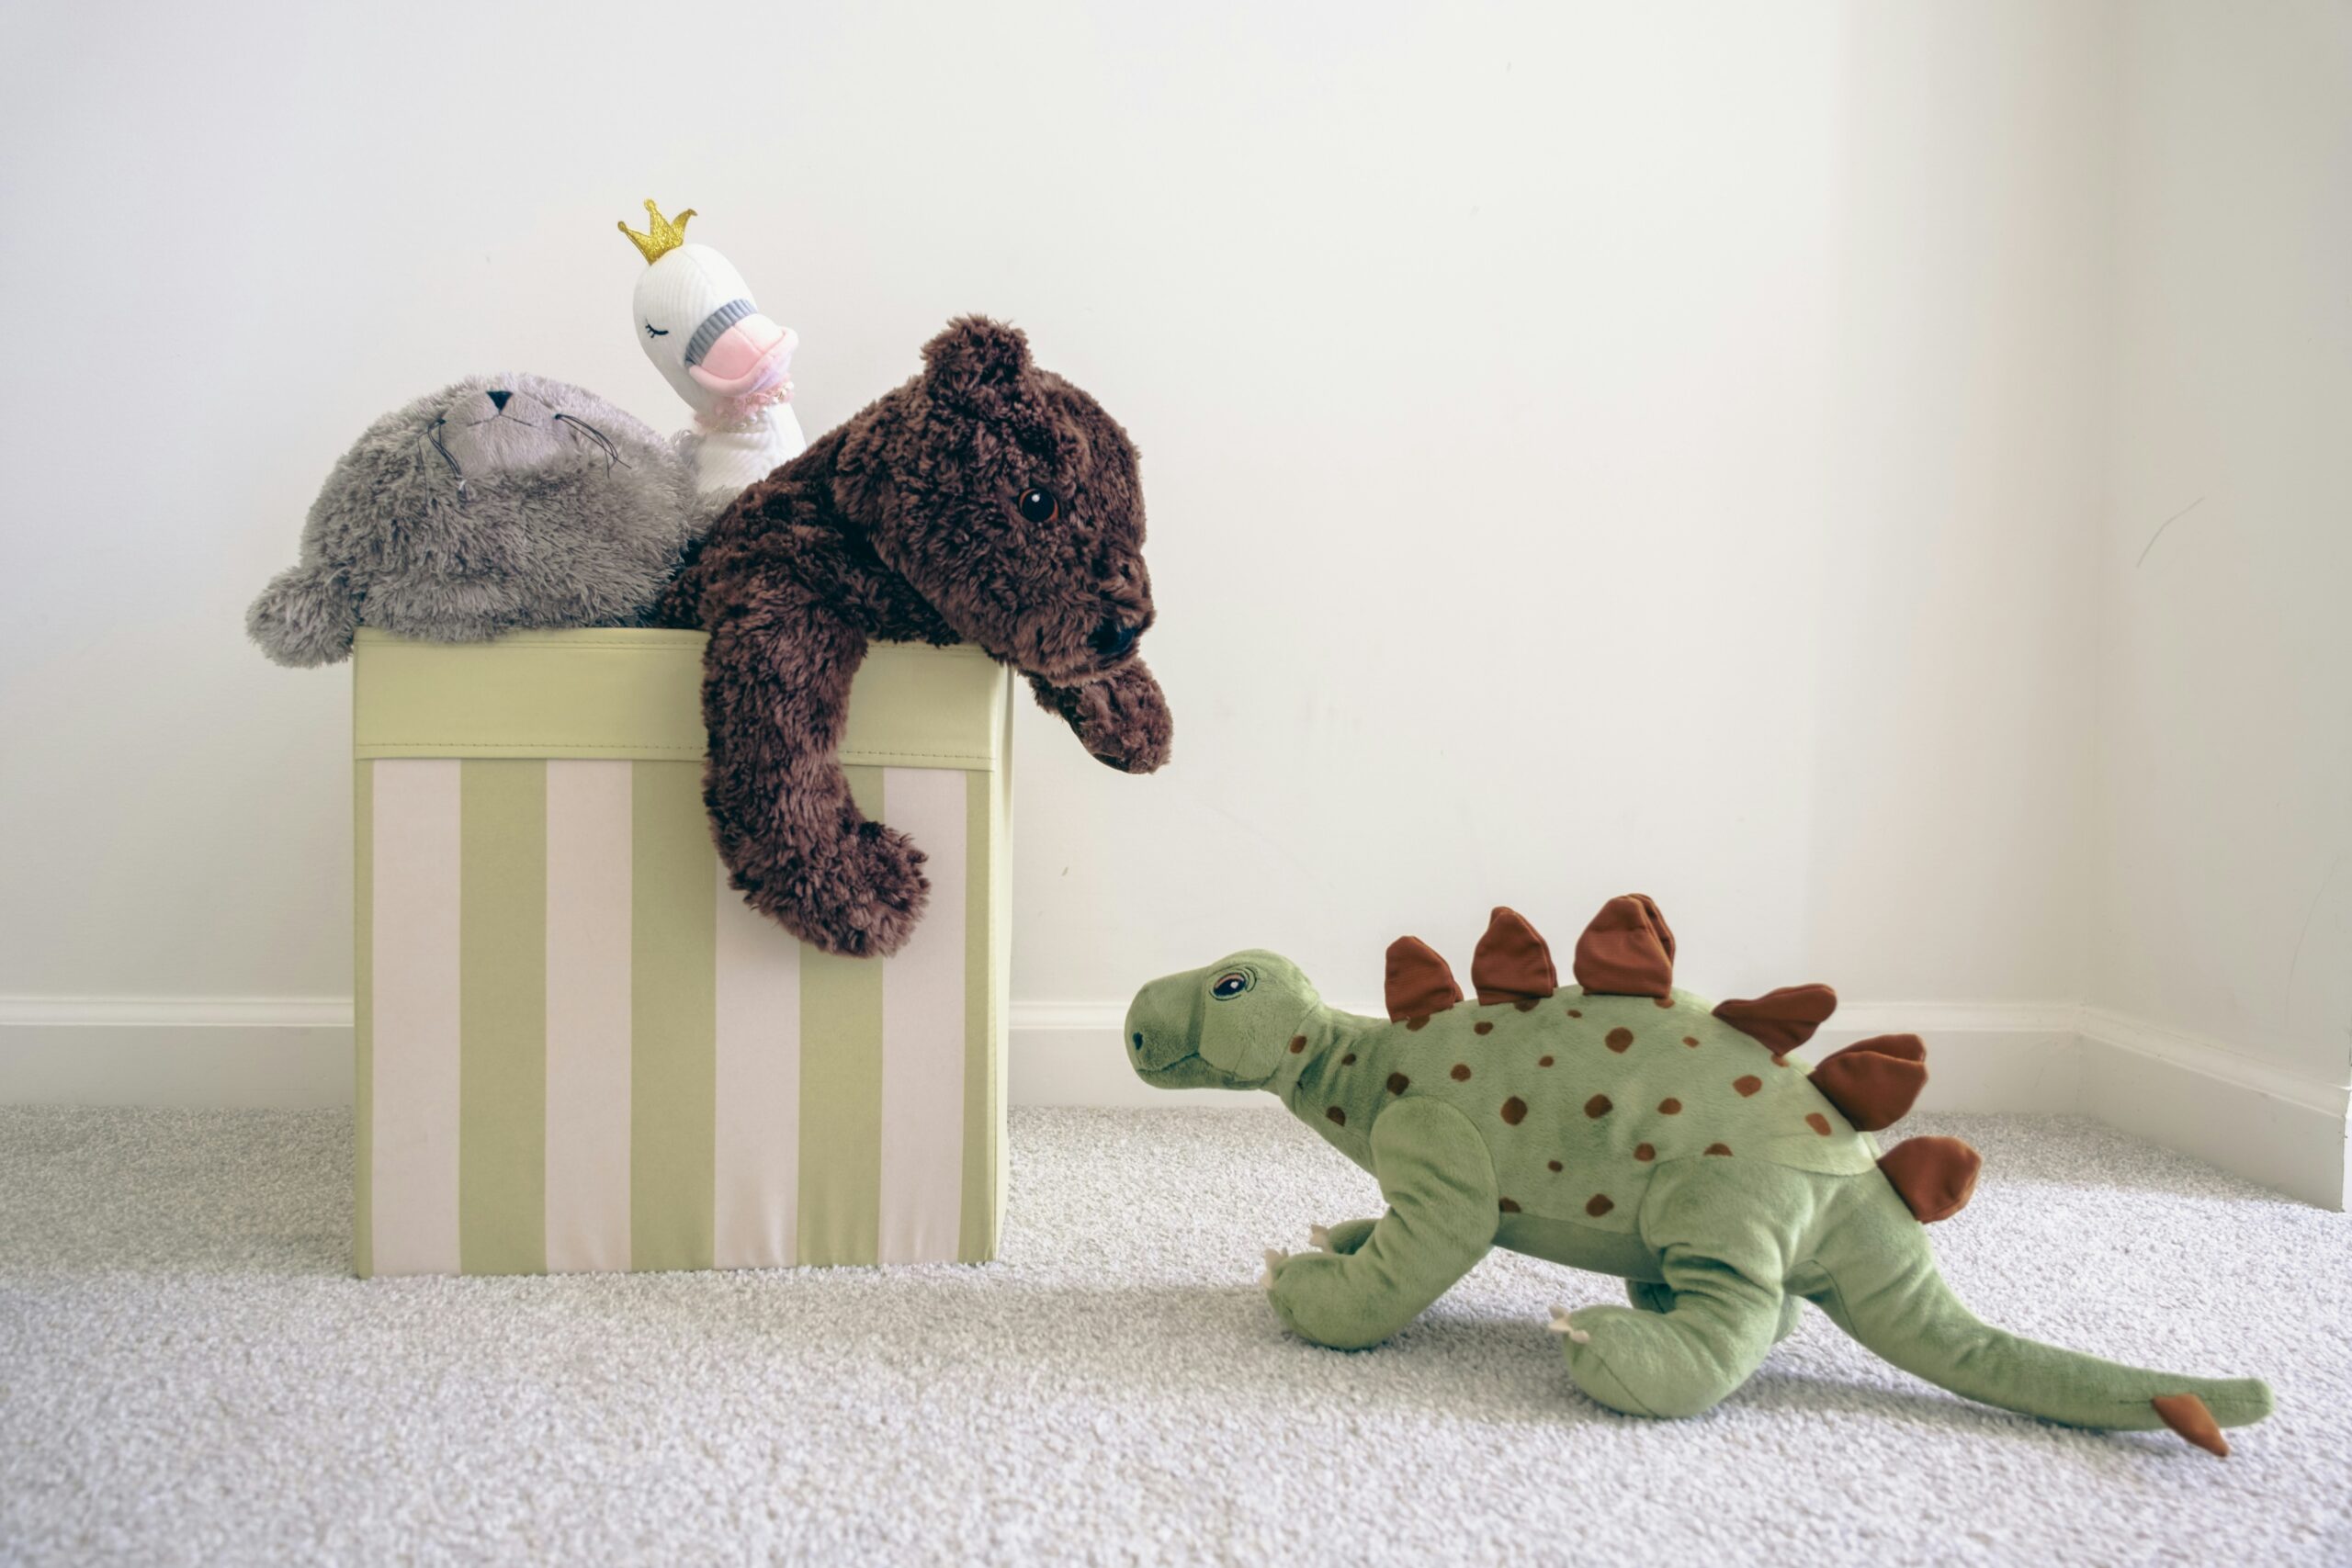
[1135, 1051, 1199, 1085]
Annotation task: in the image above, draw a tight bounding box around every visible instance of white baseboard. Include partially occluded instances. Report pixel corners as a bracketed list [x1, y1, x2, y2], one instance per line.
[4, 994, 2343, 1208]
[0, 997, 354, 1111]
[2075, 1008, 2347, 1210]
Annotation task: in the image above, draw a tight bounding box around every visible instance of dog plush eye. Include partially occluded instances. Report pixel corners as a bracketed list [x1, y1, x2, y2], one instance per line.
[1017, 487, 1058, 524]
[1211, 970, 1252, 999]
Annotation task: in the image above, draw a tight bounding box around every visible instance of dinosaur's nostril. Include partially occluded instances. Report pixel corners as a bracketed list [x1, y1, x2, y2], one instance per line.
[1131, 1032, 1145, 1050]
[1091, 619, 1138, 659]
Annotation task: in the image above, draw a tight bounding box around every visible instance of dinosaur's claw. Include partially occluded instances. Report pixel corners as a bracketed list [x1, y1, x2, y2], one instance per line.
[1548, 1304, 1592, 1344]
[1308, 1224, 1334, 1255]
[1260, 1247, 1286, 1290]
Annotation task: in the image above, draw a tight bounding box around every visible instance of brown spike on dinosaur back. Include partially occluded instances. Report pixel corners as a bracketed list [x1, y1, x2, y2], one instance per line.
[1385, 937, 1463, 1022]
[1713, 984, 1838, 1058]
[2152, 1393, 2230, 1457]
[1878, 1135, 1981, 1223]
[1471, 907, 1557, 1005]
[1571, 894, 1677, 998]
[1811, 1033, 1928, 1131]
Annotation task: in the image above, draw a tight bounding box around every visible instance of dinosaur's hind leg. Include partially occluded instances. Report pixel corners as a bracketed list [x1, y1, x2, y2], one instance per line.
[1626, 1278, 1803, 1344]
[1556, 1160, 1816, 1418]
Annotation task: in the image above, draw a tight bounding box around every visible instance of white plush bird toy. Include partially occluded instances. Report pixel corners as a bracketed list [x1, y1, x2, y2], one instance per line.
[618, 199, 807, 506]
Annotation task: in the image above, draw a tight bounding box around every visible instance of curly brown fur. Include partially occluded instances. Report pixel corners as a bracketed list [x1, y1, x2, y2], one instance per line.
[657, 316, 1171, 956]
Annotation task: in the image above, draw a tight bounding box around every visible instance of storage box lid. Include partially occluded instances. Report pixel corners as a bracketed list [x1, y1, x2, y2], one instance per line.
[352, 629, 1009, 769]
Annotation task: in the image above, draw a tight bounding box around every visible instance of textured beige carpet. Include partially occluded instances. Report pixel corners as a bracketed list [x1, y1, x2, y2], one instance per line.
[1, 1105, 2346, 1565]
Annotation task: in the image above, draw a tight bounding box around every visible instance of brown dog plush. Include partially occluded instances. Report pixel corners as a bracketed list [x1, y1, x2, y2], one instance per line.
[657, 316, 1170, 956]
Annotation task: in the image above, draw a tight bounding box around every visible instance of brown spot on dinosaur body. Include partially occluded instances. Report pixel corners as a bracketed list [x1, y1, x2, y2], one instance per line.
[1473, 907, 1558, 1004]
[1514, 998, 1539, 1012]
[1705, 1143, 1732, 1156]
[1566, 1008, 1583, 1019]
[1450, 1064, 1472, 1082]
[1385, 936, 1462, 1022]
[1658, 1098, 1682, 1114]
[1806, 1112, 1833, 1135]
[1812, 1033, 1928, 1131]
[1406, 1017, 1429, 1032]
[1538, 1055, 1555, 1067]
[1498, 1198, 1521, 1213]
[1474, 1021, 1494, 1036]
[1734, 1075, 1762, 1097]
[1340, 1053, 1356, 1066]
[2152, 1393, 2230, 1457]
[1548, 1159, 1563, 1172]
[1605, 1028, 1634, 1054]
[1681, 1036, 1699, 1047]
[1880, 1136, 1981, 1224]
[1713, 984, 1838, 1058]
[1584, 1094, 1612, 1119]
[1289, 1035, 1307, 1054]
[1326, 1106, 1347, 1126]
[1586, 1194, 1615, 1217]
[1571, 894, 1678, 998]
[1385, 1073, 1410, 1095]
[1634, 1144, 1656, 1161]
[1501, 1097, 1528, 1125]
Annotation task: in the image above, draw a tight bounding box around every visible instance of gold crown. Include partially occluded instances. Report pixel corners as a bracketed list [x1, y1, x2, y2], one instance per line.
[616, 198, 696, 265]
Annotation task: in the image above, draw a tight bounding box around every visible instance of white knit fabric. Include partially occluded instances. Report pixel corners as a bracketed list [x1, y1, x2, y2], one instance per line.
[631, 242, 807, 501]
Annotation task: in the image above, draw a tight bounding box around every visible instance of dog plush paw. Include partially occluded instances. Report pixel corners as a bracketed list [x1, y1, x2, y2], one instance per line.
[1031, 662, 1172, 774]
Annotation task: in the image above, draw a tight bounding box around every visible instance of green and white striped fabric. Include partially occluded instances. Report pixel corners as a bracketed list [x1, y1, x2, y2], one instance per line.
[351, 631, 1010, 1277]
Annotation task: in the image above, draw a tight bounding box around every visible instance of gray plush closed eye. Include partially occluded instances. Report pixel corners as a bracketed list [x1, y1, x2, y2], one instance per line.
[684, 299, 756, 368]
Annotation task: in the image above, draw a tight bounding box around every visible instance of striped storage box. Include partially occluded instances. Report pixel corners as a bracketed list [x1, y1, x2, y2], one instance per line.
[350, 629, 1010, 1276]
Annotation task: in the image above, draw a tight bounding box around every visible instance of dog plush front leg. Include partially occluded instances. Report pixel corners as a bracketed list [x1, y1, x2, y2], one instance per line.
[698, 580, 930, 956]
[1027, 659, 1173, 773]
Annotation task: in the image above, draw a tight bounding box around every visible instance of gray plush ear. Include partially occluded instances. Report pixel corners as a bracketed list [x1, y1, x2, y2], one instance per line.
[921, 315, 1033, 408]
[247, 561, 360, 667]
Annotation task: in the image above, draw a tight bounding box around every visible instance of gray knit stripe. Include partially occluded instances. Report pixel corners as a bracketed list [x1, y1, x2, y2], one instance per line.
[684, 299, 756, 367]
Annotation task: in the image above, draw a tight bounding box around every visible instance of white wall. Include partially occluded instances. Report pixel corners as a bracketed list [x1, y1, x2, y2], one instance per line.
[2086, 0, 2352, 1201]
[0, 3, 2342, 1198]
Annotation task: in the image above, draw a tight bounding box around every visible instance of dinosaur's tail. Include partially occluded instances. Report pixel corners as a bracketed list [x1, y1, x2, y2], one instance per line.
[1807, 1178, 2272, 1453]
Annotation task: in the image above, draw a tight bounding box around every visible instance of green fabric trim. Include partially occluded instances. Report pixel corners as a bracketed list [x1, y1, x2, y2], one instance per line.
[630, 761, 718, 1272]
[796, 765, 888, 1266]
[352, 761, 373, 1280]
[351, 631, 1009, 768]
[458, 761, 548, 1276]
[957, 764, 1001, 1262]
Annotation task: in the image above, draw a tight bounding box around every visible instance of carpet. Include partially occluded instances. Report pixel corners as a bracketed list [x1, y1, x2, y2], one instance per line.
[1, 1106, 2346, 1566]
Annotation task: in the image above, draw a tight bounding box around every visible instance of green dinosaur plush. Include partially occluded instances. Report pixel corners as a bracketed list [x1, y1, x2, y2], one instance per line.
[1124, 897, 2272, 1457]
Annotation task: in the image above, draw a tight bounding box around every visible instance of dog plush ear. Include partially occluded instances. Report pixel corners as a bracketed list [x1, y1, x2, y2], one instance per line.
[921, 315, 1033, 409]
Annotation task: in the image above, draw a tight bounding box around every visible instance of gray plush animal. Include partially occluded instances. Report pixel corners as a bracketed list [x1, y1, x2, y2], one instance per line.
[247, 373, 700, 666]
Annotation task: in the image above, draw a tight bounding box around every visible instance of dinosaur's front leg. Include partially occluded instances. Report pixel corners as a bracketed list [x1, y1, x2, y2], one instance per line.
[1263, 1100, 1496, 1350]
[1026, 660, 1171, 773]
[1554, 1160, 1801, 1418]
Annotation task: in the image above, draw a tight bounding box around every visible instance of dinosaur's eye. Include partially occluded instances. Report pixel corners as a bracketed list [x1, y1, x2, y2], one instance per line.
[1211, 970, 1252, 1000]
[644, 322, 669, 338]
[1017, 487, 1058, 524]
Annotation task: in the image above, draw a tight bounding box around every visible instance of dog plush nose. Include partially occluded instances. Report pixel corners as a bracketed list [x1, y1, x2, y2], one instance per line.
[487, 389, 511, 412]
[1091, 619, 1138, 660]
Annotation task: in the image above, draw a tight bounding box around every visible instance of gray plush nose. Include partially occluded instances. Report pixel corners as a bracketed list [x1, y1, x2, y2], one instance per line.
[487, 389, 511, 412]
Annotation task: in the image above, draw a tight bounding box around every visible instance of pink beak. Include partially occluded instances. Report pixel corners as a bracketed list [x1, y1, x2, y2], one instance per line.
[688, 314, 797, 398]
